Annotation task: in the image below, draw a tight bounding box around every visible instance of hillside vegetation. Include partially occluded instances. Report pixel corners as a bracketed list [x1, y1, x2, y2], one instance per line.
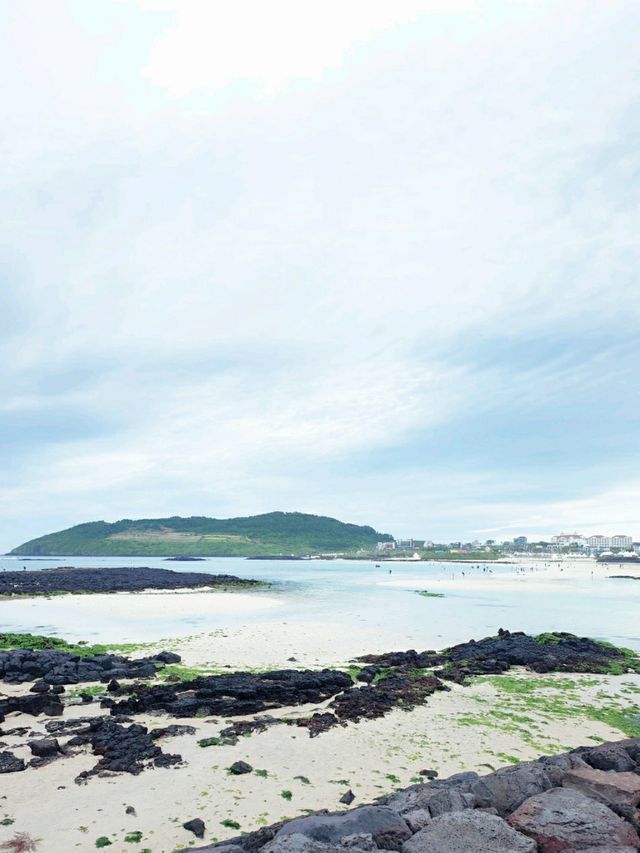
[9, 512, 393, 557]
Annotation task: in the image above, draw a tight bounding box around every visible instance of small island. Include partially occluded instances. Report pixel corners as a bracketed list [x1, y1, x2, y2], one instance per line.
[165, 556, 206, 562]
[8, 511, 393, 557]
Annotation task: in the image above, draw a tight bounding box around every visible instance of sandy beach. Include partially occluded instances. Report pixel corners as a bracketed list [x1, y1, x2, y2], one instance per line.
[1, 661, 638, 853]
[3, 563, 640, 852]
[5, 555, 638, 655]
[3, 591, 640, 853]
[0, 589, 282, 619]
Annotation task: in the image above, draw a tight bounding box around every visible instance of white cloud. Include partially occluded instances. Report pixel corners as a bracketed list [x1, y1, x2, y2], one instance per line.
[141, 0, 478, 96]
[0, 0, 639, 549]
[470, 482, 640, 541]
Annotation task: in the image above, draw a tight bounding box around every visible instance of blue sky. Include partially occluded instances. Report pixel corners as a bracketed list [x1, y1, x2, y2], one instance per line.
[1, 0, 639, 551]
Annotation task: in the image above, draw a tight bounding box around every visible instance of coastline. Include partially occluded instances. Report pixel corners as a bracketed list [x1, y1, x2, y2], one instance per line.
[2, 653, 639, 853]
[2, 560, 640, 850]
[2, 555, 640, 652]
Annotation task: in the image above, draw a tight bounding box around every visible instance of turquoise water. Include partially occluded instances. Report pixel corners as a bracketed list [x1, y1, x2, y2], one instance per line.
[0, 556, 639, 651]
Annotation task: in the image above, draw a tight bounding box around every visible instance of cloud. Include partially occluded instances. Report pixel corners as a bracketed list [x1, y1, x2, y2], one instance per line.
[0, 1, 639, 550]
[470, 481, 640, 541]
[141, 0, 477, 96]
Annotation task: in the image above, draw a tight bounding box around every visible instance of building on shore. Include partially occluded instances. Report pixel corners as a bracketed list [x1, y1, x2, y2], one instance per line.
[552, 532, 585, 546]
[583, 534, 633, 551]
[546, 533, 636, 554]
[611, 534, 633, 549]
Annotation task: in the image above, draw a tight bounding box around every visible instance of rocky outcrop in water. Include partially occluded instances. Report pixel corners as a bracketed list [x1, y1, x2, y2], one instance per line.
[0, 565, 260, 596]
[188, 738, 640, 852]
[165, 556, 206, 561]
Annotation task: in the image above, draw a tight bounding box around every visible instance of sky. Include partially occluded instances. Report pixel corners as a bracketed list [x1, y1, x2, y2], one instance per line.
[1, 0, 639, 551]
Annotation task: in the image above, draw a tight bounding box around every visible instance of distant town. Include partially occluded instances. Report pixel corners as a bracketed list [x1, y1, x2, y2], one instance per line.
[376, 532, 640, 558]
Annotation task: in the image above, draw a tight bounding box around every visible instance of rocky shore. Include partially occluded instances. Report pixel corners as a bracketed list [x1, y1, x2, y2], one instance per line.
[193, 737, 640, 852]
[100, 630, 637, 734]
[1, 630, 637, 736]
[0, 565, 261, 596]
[109, 668, 354, 719]
[1, 629, 640, 850]
[0, 630, 637, 783]
[357, 628, 639, 679]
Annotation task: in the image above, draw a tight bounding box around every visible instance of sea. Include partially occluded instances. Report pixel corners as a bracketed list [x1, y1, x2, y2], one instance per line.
[0, 555, 639, 651]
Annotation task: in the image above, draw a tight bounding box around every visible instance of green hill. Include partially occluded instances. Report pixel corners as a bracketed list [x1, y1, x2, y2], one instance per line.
[9, 512, 393, 557]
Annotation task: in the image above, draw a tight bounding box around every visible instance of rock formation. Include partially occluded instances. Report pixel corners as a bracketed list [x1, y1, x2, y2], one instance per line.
[189, 738, 640, 852]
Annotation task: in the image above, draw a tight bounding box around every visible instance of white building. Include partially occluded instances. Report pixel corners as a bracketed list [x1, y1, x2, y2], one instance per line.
[376, 541, 396, 552]
[611, 535, 633, 549]
[586, 535, 610, 548]
[584, 534, 634, 551]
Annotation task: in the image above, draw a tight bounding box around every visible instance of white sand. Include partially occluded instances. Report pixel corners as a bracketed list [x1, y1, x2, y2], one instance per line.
[378, 556, 606, 594]
[0, 591, 284, 646]
[1, 670, 637, 853]
[149, 619, 396, 671]
[0, 590, 282, 620]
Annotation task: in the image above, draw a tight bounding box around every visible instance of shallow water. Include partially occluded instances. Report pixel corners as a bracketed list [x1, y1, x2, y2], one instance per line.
[0, 555, 638, 651]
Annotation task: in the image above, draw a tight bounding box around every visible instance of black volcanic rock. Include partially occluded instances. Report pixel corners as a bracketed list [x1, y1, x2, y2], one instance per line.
[155, 651, 182, 664]
[0, 565, 260, 596]
[357, 630, 638, 682]
[183, 818, 206, 837]
[29, 737, 60, 758]
[329, 671, 447, 725]
[0, 693, 64, 721]
[0, 751, 26, 773]
[294, 712, 339, 737]
[97, 631, 639, 737]
[0, 647, 174, 688]
[110, 669, 354, 719]
[109, 667, 446, 732]
[71, 717, 183, 780]
[229, 761, 253, 775]
[4, 630, 630, 745]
